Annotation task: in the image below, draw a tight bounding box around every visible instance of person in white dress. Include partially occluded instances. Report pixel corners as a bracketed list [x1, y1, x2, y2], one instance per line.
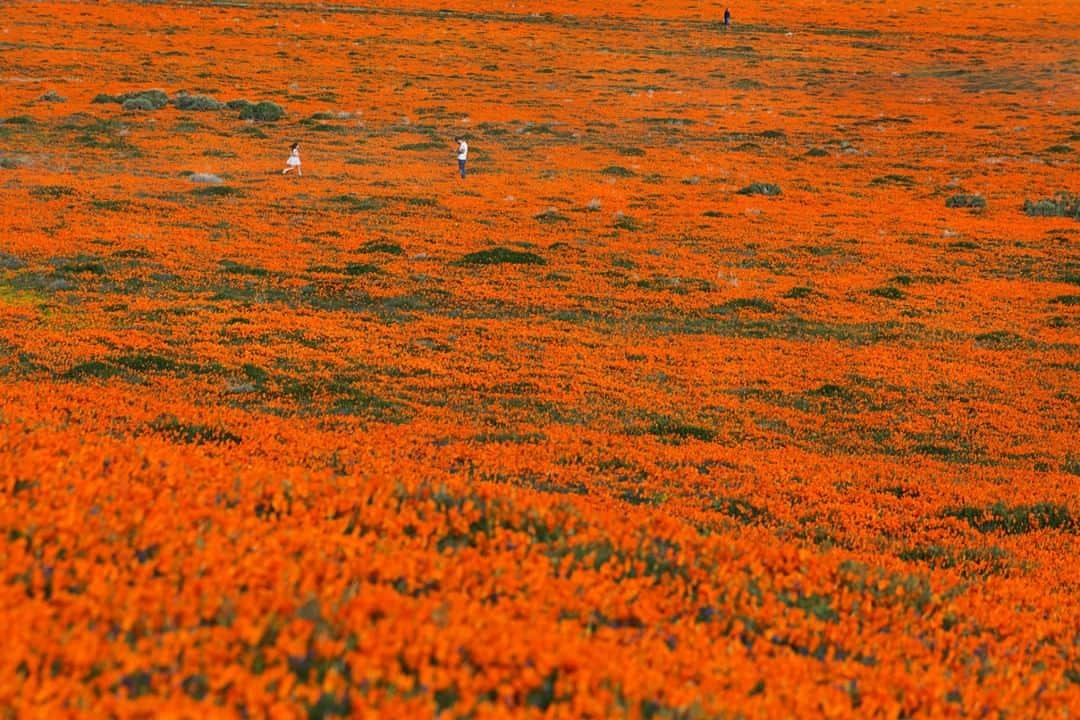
[455, 137, 468, 178]
[282, 142, 301, 176]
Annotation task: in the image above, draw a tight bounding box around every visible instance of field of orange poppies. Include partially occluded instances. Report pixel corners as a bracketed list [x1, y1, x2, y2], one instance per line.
[1, 0, 1078, 716]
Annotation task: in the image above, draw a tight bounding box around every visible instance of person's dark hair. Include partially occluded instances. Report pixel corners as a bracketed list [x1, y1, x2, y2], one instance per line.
[454, 137, 462, 142]
[291, 142, 300, 150]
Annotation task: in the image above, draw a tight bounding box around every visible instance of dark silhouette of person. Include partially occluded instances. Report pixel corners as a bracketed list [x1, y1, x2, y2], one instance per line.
[724, 8, 731, 28]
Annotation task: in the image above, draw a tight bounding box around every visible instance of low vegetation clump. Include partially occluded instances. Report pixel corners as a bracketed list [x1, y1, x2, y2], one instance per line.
[456, 247, 546, 265]
[237, 100, 286, 121]
[1023, 192, 1079, 219]
[945, 194, 986, 209]
[173, 93, 223, 111]
[737, 182, 782, 196]
[94, 89, 170, 110]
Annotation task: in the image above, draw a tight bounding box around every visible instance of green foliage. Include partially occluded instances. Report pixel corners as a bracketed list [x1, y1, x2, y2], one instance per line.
[711, 496, 769, 524]
[943, 502, 1076, 534]
[737, 182, 781, 196]
[456, 247, 546, 266]
[945, 194, 986, 209]
[148, 414, 242, 445]
[534, 209, 571, 224]
[238, 101, 285, 121]
[344, 263, 380, 276]
[357, 241, 403, 255]
[94, 89, 169, 109]
[191, 186, 243, 198]
[645, 416, 715, 442]
[710, 298, 775, 314]
[219, 259, 269, 277]
[173, 93, 223, 111]
[30, 185, 76, 200]
[1023, 193, 1079, 219]
[869, 286, 905, 300]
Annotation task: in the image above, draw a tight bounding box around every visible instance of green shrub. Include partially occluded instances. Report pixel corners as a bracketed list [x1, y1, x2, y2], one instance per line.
[1023, 193, 1079, 219]
[239, 101, 285, 122]
[98, 89, 170, 110]
[456, 247, 546, 266]
[122, 97, 155, 111]
[945, 194, 986, 209]
[869, 286, 904, 300]
[174, 93, 223, 111]
[737, 182, 781, 196]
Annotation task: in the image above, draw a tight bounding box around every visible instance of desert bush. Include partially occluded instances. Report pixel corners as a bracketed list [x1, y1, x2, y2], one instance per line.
[97, 89, 169, 109]
[534, 209, 570, 224]
[122, 97, 155, 111]
[239, 101, 285, 121]
[601, 165, 635, 177]
[174, 93, 223, 111]
[1023, 192, 1079, 219]
[39, 90, 65, 103]
[945, 194, 986, 209]
[456, 247, 546, 266]
[737, 182, 781, 196]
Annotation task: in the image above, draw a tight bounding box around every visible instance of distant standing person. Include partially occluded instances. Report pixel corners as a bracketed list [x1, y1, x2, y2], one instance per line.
[455, 136, 468, 178]
[724, 7, 731, 28]
[282, 142, 301, 176]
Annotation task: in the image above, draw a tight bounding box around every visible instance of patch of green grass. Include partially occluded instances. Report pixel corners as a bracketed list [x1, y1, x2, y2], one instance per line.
[219, 260, 269, 277]
[974, 330, 1029, 349]
[344, 263, 380, 276]
[784, 286, 815, 299]
[943, 502, 1075, 534]
[54, 260, 106, 275]
[1049, 294, 1080, 306]
[148, 414, 241, 445]
[947, 240, 979, 251]
[601, 165, 636, 177]
[471, 431, 547, 445]
[30, 185, 76, 200]
[711, 496, 769, 524]
[869, 286, 905, 300]
[62, 361, 137, 383]
[644, 416, 715, 442]
[327, 194, 384, 212]
[456, 247, 546, 266]
[869, 174, 916, 188]
[191, 186, 243, 198]
[534, 209, 571, 224]
[90, 199, 131, 211]
[358, 241, 404, 255]
[394, 141, 443, 151]
[710, 298, 775, 314]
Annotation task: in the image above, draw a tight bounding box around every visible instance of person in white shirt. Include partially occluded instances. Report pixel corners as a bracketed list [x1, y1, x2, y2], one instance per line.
[282, 142, 301, 176]
[455, 137, 468, 178]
